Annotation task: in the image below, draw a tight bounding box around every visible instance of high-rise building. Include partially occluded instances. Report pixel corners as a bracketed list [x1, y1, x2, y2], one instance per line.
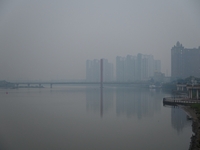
[86, 59, 114, 82]
[102, 58, 114, 82]
[116, 56, 125, 82]
[154, 60, 161, 73]
[136, 54, 157, 81]
[136, 53, 142, 80]
[116, 54, 160, 81]
[116, 55, 137, 82]
[171, 42, 200, 79]
[125, 55, 137, 82]
[86, 59, 100, 82]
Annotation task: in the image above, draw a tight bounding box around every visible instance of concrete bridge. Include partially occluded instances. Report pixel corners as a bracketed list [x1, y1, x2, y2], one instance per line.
[13, 81, 150, 88]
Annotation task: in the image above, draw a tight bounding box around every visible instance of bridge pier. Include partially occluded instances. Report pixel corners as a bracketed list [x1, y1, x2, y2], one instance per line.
[50, 84, 52, 88]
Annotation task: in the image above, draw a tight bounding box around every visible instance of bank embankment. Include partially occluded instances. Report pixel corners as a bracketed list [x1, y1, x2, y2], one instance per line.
[182, 105, 200, 150]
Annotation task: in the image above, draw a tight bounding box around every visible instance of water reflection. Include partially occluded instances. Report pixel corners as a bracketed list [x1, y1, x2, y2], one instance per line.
[0, 87, 192, 150]
[85, 87, 114, 117]
[86, 86, 163, 119]
[100, 87, 103, 117]
[86, 86, 191, 134]
[171, 106, 191, 133]
[116, 87, 162, 119]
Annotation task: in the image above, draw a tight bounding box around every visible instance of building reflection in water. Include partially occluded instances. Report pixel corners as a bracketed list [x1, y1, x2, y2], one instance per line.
[85, 86, 185, 120]
[86, 86, 163, 119]
[115, 87, 162, 119]
[86, 86, 191, 133]
[85, 86, 113, 117]
[171, 106, 191, 133]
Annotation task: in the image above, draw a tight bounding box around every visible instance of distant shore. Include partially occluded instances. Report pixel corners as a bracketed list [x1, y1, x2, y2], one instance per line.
[182, 106, 200, 150]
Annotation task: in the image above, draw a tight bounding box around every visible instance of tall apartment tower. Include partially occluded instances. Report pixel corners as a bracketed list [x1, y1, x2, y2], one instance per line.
[125, 55, 137, 82]
[116, 55, 136, 82]
[136, 54, 157, 81]
[116, 54, 161, 81]
[171, 41, 184, 78]
[171, 41, 200, 79]
[154, 60, 161, 72]
[86, 59, 114, 82]
[116, 56, 125, 82]
[102, 58, 114, 82]
[86, 59, 100, 82]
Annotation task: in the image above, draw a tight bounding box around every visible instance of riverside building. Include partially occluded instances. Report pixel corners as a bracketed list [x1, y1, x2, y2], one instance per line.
[116, 54, 161, 82]
[86, 59, 114, 82]
[171, 42, 200, 79]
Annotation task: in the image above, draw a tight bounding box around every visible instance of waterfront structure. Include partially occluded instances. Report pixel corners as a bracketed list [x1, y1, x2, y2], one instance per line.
[163, 79, 200, 106]
[171, 42, 200, 79]
[86, 59, 114, 82]
[186, 85, 200, 100]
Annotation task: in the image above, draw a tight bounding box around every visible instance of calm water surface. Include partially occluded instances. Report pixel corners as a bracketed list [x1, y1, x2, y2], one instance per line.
[0, 86, 192, 150]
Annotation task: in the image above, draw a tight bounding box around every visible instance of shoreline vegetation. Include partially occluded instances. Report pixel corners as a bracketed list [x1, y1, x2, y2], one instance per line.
[183, 104, 200, 150]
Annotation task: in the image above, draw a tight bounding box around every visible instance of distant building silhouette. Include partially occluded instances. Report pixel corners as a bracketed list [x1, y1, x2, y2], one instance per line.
[86, 59, 114, 82]
[86, 59, 100, 82]
[154, 60, 161, 72]
[125, 55, 137, 81]
[116, 56, 125, 82]
[171, 42, 200, 79]
[116, 54, 161, 81]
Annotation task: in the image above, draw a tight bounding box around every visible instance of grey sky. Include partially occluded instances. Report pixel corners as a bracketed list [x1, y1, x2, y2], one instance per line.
[0, 0, 200, 81]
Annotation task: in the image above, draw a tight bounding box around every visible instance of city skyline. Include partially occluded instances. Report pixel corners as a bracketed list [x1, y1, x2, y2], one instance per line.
[116, 54, 161, 81]
[0, 1, 200, 81]
[86, 52, 161, 82]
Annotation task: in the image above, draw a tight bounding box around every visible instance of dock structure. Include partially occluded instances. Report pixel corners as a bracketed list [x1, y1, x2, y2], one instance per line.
[163, 97, 200, 106]
[164, 82, 200, 106]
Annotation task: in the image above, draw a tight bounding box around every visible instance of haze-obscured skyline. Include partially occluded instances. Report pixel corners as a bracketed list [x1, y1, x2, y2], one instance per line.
[0, 0, 200, 81]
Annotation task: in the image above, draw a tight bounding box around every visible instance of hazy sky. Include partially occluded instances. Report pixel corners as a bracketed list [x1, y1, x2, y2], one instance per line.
[0, 0, 200, 81]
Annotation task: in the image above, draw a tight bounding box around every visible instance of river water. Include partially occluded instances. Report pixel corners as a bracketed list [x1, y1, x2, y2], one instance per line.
[0, 86, 192, 150]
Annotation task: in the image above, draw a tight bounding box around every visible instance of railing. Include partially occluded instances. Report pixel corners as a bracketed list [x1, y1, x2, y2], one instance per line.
[163, 97, 200, 105]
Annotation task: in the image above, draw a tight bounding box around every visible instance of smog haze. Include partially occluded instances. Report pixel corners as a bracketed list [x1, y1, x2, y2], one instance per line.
[0, 0, 200, 81]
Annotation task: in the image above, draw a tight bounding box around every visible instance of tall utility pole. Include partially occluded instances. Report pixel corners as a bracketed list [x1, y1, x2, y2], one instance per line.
[100, 59, 103, 88]
[100, 58, 103, 117]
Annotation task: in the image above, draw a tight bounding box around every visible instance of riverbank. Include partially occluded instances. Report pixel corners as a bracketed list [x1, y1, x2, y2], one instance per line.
[182, 105, 200, 150]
